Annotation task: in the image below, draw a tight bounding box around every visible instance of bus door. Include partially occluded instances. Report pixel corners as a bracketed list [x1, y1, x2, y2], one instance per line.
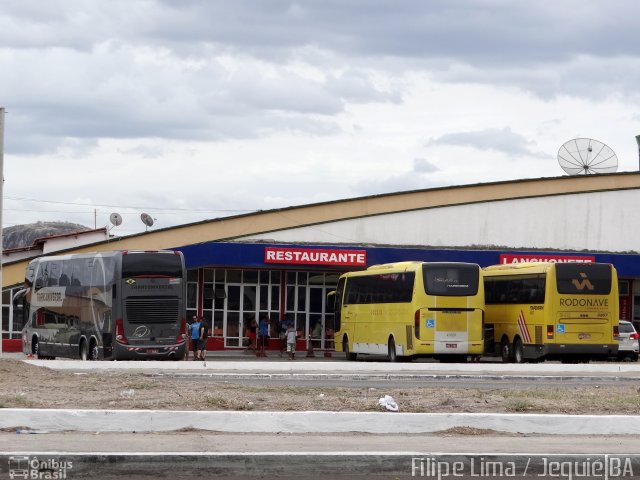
[340, 278, 358, 349]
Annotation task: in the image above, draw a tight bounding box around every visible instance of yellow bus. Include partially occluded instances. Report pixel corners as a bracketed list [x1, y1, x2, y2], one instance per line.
[483, 262, 619, 363]
[330, 261, 485, 362]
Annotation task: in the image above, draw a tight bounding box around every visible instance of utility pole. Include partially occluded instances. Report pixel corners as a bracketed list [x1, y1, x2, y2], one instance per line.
[0, 107, 5, 357]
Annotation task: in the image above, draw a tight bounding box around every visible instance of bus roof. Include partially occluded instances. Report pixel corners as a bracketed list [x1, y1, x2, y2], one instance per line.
[483, 261, 614, 275]
[366, 261, 423, 271]
[29, 249, 180, 264]
[483, 261, 554, 272]
[362, 261, 481, 273]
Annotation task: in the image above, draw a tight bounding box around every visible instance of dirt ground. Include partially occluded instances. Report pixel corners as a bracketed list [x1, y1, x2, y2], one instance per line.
[2, 359, 640, 414]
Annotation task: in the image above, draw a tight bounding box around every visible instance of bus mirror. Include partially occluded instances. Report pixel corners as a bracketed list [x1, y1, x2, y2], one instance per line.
[326, 291, 336, 311]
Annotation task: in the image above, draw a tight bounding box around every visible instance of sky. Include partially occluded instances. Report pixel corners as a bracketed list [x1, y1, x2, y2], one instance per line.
[1, 0, 640, 236]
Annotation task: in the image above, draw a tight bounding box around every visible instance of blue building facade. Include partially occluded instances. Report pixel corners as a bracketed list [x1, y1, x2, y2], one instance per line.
[175, 241, 640, 350]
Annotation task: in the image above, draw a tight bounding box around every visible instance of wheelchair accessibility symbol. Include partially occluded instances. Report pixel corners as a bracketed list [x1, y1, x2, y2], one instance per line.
[557, 324, 566, 334]
[426, 319, 435, 328]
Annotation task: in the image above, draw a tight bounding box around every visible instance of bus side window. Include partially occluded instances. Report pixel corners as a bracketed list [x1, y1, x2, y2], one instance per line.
[47, 262, 60, 286]
[26, 265, 36, 285]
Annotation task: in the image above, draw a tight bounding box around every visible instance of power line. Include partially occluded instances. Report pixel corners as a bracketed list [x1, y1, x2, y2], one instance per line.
[3, 207, 241, 215]
[3, 195, 256, 213]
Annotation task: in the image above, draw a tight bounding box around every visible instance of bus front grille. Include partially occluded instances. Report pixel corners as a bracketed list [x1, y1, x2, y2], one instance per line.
[126, 298, 180, 323]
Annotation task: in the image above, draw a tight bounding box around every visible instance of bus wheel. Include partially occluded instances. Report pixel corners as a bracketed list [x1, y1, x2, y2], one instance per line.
[388, 337, 398, 362]
[89, 340, 99, 361]
[500, 338, 513, 363]
[343, 337, 357, 361]
[79, 340, 89, 361]
[513, 338, 524, 364]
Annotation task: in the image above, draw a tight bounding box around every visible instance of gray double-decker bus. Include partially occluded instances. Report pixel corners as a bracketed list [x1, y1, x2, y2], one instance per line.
[16, 250, 187, 360]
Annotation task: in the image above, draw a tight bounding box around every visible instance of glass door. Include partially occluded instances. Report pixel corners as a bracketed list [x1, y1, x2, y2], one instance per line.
[225, 284, 258, 348]
[308, 286, 326, 350]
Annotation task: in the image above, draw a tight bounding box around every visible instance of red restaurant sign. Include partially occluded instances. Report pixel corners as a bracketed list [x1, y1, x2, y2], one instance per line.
[265, 247, 367, 267]
[499, 254, 595, 264]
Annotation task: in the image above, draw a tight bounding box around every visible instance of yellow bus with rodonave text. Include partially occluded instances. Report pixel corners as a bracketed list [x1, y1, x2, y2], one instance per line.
[483, 262, 619, 362]
[330, 261, 485, 362]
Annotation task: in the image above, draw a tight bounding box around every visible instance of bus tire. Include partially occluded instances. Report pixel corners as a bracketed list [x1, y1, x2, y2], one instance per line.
[89, 339, 99, 361]
[513, 338, 524, 364]
[343, 336, 357, 361]
[79, 340, 89, 361]
[500, 337, 513, 363]
[388, 337, 398, 362]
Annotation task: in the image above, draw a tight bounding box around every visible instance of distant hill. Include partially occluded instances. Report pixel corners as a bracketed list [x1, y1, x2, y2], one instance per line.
[3, 221, 91, 250]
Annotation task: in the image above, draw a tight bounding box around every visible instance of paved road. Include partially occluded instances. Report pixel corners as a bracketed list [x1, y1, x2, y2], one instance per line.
[3, 432, 640, 479]
[3, 431, 640, 454]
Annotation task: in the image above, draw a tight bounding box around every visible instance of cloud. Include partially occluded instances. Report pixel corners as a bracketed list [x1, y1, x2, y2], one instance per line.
[3, 0, 640, 157]
[413, 158, 438, 173]
[428, 127, 549, 158]
[1, 40, 400, 154]
[351, 157, 442, 196]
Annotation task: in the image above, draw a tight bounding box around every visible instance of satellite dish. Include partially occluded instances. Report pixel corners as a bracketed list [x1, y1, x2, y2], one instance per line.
[557, 138, 618, 175]
[140, 213, 154, 229]
[109, 212, 123, 227]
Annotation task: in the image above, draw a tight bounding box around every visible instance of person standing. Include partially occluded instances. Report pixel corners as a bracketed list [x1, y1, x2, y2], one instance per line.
[185, 315, 197, 361]
[278, 316, 288, 357]
[197, 316, 210, 362]
[189, 316, 201, 361]
[258, 314, 269, 355]
[311, 320, 323, 348]
[286, 323, 297, 360]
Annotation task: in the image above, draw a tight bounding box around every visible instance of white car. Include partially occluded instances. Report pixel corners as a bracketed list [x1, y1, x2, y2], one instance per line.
[616, 320, 639, 362]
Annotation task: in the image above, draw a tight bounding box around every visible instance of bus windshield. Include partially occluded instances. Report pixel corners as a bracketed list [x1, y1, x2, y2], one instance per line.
[422, 263, 479, 296]
[122, 252, 183, 278]
[555, 263, 612, 295]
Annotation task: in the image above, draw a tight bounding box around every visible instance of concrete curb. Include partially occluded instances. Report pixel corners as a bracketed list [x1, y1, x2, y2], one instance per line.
[24, 358, 640, 374]
[3, 409, 640, 435]
[142, 372, 640, 382]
